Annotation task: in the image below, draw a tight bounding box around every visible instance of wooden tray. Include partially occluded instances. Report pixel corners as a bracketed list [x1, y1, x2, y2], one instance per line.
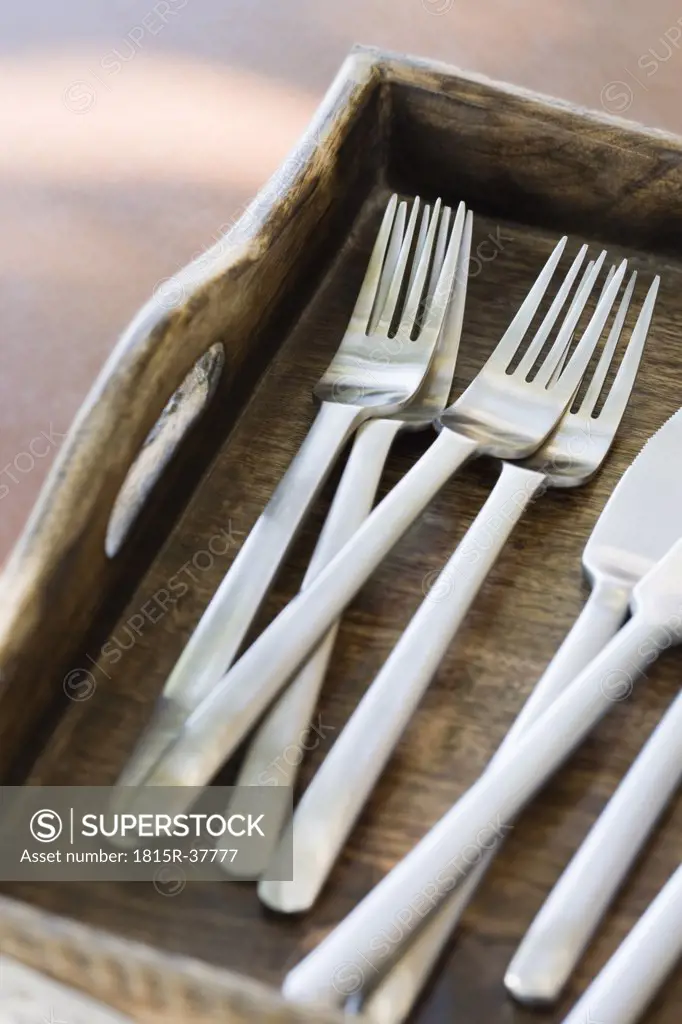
[0, 45, 681, 1024]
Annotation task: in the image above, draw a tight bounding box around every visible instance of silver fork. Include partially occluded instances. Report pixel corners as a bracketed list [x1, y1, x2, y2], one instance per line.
[131, 235, 623, 809]
[116, 192, 465, 791]
[257, 263, 654, 916]
[279, 274, 660, 1010]
[221, 209, 473, 876]
[354, 270, 660, 1024]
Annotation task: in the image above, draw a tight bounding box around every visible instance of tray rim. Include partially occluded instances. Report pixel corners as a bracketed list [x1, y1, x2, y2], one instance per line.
[2, 43, 682, 1022]
[376, 41, 682, 150]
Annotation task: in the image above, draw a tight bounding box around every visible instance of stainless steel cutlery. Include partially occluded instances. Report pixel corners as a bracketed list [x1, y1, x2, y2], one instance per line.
[361, 305, 668, 1022]
[221, 209, 473, 874]
[282, 535, 682, 1006]
[259, 266, 657, 915]
[503, 410, 682, 1006]
[116, 192, 465, 792]
[558, 863, 682, 1024]
[506, 687, 682, 1004]
[112, 192, 675, 1021]
[131, 235, 627, 805]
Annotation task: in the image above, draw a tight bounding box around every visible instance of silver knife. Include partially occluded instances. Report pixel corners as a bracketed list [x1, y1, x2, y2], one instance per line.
[357, 406, 682, 1024]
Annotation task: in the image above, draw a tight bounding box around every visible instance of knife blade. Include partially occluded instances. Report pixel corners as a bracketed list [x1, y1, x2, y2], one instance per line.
[585, 405, 682, 583]
[502, 403, 682, 751]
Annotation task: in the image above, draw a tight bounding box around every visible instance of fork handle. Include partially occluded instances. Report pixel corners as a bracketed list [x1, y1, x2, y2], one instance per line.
[259, 462, 545, 911]
[221, 417, 403, 875]
[506, 687, 682, 1005]
[142, 427, 478, 793]
[282, 614, 655, 1007]
[116, 400, 366, 788]
[558, 864, 682, 1024]
[360, 577, 631, 1023]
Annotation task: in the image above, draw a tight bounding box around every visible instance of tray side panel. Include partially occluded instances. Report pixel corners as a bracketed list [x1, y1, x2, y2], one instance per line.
[0, 894, 345, 1024]
[382, 54, 682, 254]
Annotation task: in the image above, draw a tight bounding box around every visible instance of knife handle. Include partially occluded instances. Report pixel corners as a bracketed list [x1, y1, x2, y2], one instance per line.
[506, 686, 682, 1004]
[557, 864, 682, 1024]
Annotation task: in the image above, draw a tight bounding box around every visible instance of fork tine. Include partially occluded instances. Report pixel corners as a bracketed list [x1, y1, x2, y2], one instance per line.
[599, 264, 618, 297]
[484, 235, 568, 372]
[549, 263, 621, 389]
[546, 261, 618, 387]
[515, 244, 589, 379]
[598, 275, 660, 424]
[423, 209, 473, 402]
[395, 199, 444, 338]
[404, 204, 432, 306]
[350, 193, 400, 332]
[446, 209, 473, 338]
[405, 204, 452, 340]
[424, 204, 452, 310]
[532, 251, 607, 387]
[374, 198, 422, 335]
[546, 259, 597, 387]
[578, 270, 637, 417]
[532, 251, 606, 387]
[548, 258, 628, 399]
[367, 199, 407, 332]
[437, 208, 473, 382]
[418, 201, 466, 345]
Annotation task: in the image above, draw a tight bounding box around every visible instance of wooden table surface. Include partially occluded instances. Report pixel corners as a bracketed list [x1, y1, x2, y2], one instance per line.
[3, 0, 682, 561]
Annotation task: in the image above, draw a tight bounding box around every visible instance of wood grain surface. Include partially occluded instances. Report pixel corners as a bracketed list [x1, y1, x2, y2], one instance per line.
[0, 52, 681, 1023]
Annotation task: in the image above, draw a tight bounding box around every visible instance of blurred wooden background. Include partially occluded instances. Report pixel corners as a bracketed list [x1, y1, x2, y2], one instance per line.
[2, 0, 682, 559]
